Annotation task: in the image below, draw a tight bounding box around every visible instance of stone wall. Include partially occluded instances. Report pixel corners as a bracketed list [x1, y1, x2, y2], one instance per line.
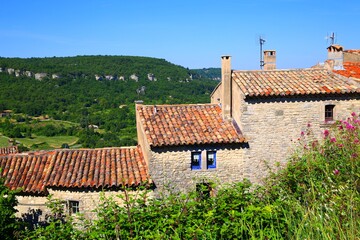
[16, 188, 152, 223]
[149, 144, 247, 195]
[344, 52, 360, 63]
[236, 94, 360, 183]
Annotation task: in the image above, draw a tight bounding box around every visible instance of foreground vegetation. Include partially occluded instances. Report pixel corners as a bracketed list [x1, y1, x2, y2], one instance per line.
[2, 113, 359, 239]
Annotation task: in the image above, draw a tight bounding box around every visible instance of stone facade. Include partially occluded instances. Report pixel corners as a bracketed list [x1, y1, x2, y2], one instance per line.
[344, 51, 360, 63]
[17, 188, 151, 222]
[149, 144, 247, 194]
[234, 94, 360, 183]
[211, 54, 360, 184]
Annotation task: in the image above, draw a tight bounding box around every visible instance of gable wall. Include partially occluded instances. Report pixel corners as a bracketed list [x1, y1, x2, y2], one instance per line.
[149, 144, 246, 195]
[344, 52, 360, 63]
[233, 94, 360, 183]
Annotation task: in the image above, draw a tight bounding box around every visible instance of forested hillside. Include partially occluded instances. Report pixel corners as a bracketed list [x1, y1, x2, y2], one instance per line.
[0, 56, 193, 82]
[0, 56, 218, 149]
[191, 68, 221, 80]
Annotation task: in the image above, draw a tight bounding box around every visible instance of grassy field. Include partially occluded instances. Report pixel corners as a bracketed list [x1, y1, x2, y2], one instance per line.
[0, 135, 10, 147]
[17, 135, 79, 149]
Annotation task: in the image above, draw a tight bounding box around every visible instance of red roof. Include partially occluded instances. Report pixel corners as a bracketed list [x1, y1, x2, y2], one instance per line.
[137, 104, 246, 147]
[233, 68, 360, 97]
[334, 62, 360, 80]
[0, 146, 18, 156]
[0, 147, 151, 194]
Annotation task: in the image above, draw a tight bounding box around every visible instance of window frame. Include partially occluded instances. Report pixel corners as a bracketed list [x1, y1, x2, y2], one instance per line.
[325, 104, 335, 122]
[191, 152, 202, 170]
[68, 200, 80, 215]
[206, 151, 216, 169]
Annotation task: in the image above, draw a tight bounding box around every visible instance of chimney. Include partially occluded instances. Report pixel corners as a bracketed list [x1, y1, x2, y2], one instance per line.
[221, 55, 232, 120]
[327, 44, 344, 70]
[263, 50, 276, 70]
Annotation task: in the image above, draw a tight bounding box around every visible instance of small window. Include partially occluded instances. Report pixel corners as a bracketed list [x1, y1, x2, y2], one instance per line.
[325, 105, 335, 122]
[68, 200, 80, 215]
[207, 151, 216, 169]
[191, 152, 201, 170]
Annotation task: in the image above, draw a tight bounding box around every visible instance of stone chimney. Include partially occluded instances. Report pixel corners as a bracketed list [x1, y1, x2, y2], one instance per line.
[327, 44, 344, 70]
[221, 55, 232, 120]
[263, 50, 276, 70]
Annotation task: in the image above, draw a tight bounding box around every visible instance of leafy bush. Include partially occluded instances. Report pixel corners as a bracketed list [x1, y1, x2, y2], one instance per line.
[0, 171, 21, 240]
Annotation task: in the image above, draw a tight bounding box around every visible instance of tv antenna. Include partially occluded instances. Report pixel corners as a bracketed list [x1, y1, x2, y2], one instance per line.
[259, 36, 266, 69]
[326, 32, 336, 45]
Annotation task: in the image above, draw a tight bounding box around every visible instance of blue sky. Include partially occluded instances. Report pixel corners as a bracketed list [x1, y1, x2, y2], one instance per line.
[1, 0, 359, 69]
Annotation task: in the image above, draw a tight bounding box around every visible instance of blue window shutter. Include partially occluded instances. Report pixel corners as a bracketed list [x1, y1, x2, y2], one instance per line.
[207, 151, 216, 169]
[191, 152, 201, 170]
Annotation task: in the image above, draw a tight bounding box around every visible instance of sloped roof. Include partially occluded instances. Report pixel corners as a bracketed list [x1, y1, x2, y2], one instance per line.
[334, 62, 360, 80]
[0, 146, 150, 194]
[0, 146, 18, 156]
[137, 104, 246, 147]
[232, 68, 360, 98]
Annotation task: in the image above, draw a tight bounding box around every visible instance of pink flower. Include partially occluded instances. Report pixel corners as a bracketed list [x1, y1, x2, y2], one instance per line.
[346, 123, 355, 130]
[333, 169, 340, 175]
[351, 112, 356, 117]
[324, 129, 330, 138]
[330, 137, 336, 143]
[338, 144, 344, 148]
[301, 131, 305, 136]
[354, 138, 359, 144]
[307, 123, 311, 128]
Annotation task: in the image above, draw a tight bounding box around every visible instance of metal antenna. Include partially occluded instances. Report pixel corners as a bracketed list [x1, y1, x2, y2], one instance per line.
[326, 32, 336, 45]
[259, 36, 266, 69]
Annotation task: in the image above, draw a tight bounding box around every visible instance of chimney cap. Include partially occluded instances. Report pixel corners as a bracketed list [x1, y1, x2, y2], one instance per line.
[221, 55, 231, 58]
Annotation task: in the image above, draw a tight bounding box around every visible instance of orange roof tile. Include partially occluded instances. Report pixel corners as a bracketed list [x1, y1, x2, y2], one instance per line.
[233, 68, 360, 98]
[0, 146, 151, 194]
[137, 104, 246, 147]
[334, 62, 360, 80]
[0, 146, 18, 156]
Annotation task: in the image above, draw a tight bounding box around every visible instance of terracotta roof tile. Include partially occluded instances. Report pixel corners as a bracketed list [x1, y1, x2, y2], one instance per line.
[233, 68, 360, 98]
[0, 146, 19, 156]
[0, 146, 150, 194]
[137, 104, 246, 147]
[334, 62, 360, 80]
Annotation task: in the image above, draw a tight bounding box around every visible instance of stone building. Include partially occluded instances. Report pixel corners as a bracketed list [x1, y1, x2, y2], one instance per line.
[0, 147, 152, 222]
[331, 46, 360, 80]
[135, 103, 247, 194]
[1, 44, 360, 219]
[210, 54, 360, 183]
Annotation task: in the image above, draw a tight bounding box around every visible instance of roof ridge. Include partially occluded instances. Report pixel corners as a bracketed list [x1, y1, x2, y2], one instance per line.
[233, 68, 326, 73]
[140, 103, 218, 107]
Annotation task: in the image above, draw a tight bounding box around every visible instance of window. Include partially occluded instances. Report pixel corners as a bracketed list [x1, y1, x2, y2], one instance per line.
[207, 151, 216, 169]
[68, 200, 80, 215]
[325, 105, 335, 122]
[191, 152, 201, 170]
